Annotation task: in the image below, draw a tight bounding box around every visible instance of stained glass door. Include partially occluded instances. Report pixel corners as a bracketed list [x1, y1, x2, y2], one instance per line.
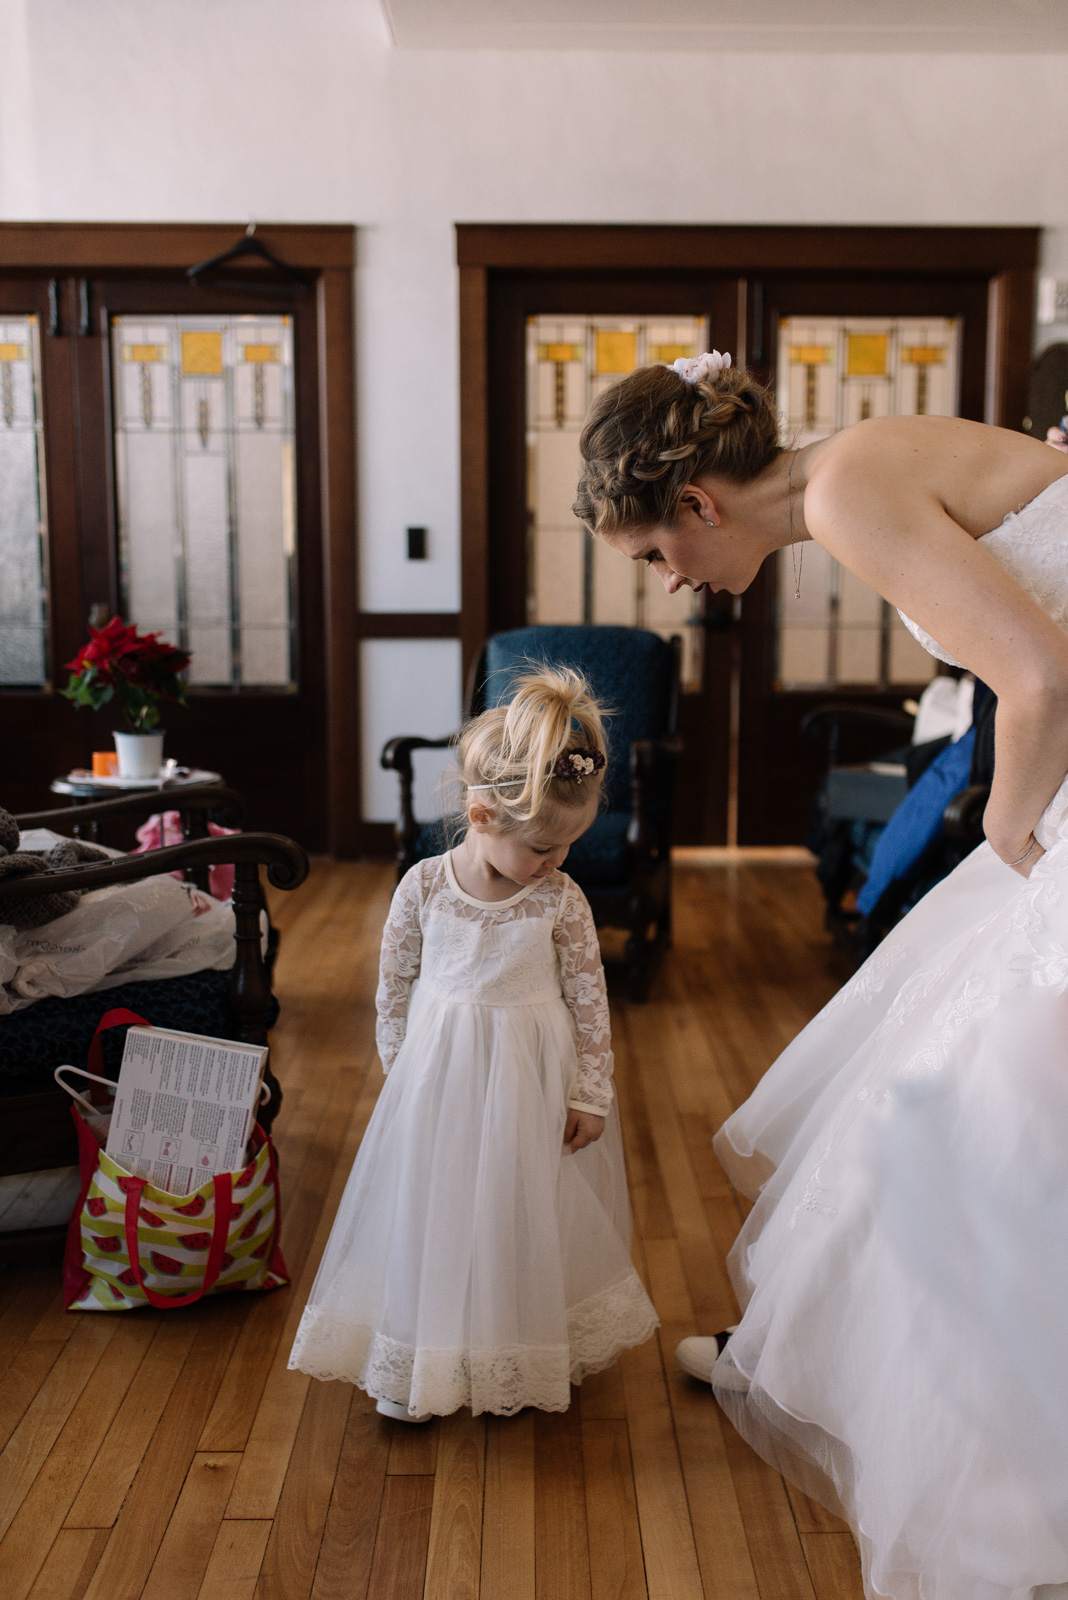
[736, 273, 993, 844]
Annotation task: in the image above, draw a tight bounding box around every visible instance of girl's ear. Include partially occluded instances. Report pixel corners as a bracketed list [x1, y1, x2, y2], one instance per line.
[468, 802, 495, 829]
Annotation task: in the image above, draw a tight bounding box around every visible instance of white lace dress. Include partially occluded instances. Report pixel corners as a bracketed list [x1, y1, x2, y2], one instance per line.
[712, 473, 1068, 1600]
[288, 852, 658, 1416]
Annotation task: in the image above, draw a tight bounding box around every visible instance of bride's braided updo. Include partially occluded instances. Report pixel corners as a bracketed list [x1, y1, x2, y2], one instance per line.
[573, 361, 780, 537]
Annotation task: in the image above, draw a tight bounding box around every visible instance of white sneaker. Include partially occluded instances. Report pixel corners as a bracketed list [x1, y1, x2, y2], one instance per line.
[375, 1397, 433, 1423]
[675, 1328, 738, 1384]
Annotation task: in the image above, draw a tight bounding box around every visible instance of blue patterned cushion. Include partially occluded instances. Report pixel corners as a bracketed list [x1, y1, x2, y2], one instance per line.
[0, 970, 280, 1097]
[483, 627, 674, 815]
[564, 812, 632, 886]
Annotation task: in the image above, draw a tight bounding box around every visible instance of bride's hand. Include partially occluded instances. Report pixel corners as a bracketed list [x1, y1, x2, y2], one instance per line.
[1002, 834, 1045, 877]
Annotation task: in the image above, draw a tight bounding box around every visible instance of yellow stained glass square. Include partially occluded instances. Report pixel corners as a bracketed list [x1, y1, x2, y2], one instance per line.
[846, 334, 889, 377]
[181, 331, 224, 377]
[0, 343, 26, 362]
[790, 345, 832, 366]
[649, 343, 694, 365]
[538, 343, 580, 363]
[900, 345, 946, 366]
[124, 344, 163, 364]
[243, 344, 280, 364]
[595, 330, 637, 375]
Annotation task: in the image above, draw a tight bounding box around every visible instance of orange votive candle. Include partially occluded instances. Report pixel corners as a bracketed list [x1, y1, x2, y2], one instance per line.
[92, 750, 119, 777]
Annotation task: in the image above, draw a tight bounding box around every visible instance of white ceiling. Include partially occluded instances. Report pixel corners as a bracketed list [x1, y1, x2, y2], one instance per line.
[381, 0, 1068, 52]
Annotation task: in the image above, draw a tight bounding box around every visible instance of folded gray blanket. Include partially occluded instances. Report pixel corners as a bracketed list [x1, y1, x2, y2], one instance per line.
[0, 807, 111, 929]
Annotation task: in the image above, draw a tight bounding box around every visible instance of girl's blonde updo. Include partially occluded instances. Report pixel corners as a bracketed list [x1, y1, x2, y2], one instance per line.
[573, 361, 780, 538]
[457, 665, 607, 829]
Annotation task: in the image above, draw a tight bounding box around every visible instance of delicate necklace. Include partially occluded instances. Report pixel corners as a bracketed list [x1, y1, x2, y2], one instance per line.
[788, 450, 803, 600]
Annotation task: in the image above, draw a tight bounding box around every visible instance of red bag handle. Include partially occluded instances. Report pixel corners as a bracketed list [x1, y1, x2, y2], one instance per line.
[86, 1009, 149, 1104]
[121, 1171, 232, 1309]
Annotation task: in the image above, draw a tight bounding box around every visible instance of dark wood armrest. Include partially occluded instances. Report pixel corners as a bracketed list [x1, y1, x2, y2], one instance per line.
[627, 736, 682, 856]
[381, 734, 458, 877]
[17, 785, 246, 893]
[943, 783, 990, 839]
[801, 705, 916, 767]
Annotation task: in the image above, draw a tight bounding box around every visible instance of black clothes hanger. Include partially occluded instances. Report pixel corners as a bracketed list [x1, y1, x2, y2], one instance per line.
[186, 223, 310, 293]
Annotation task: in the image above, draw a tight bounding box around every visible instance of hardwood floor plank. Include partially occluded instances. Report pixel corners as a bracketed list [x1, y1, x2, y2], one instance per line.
[310, 1395, 391, 1600]
[576, 1361, 627, 1423]
[534, 1403, 591, 1600]
[0, 1318, 117, 1542]
[786, 1480, 853, 1536]
[0, 1273, 58, 1383]
[141, 1452, 242, 1600]
[79, 1300, 244, 1600]
[253, 1379, 352, 1600]
[481, 1412, 534, 1600]
[423, 1409, 484, 1600]
[386, 1415, 439, 1475]
[65, 1319, 197, 1529]
[25, 1528, 109, 1600]
[721, 1416, 817, 1600]
[0, 1320, 157, 1600]
[582, 1418, 647, 1600]
[0, 1295, 82, 1453]
[196, 1521, 272, 1600]
[618, 1338, 704, 1600]
[225, 1059, 372, 1521]
[363, 1475, 434, 1600]
[800, 1531, 865, 1600]
[611, 1022, 674, 1242]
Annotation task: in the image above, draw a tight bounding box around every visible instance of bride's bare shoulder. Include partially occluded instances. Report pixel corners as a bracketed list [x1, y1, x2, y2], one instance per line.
[808, 415, 980, 489]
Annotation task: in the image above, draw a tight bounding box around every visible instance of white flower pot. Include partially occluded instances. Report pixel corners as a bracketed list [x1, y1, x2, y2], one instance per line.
[114, 731, 164, 779]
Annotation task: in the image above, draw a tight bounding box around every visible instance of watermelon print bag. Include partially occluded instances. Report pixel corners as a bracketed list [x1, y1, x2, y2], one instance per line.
[59, 1010, 289, 1312]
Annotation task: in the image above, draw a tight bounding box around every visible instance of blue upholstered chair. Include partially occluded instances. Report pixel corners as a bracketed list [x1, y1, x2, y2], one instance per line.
[381, 625, 681, 1001]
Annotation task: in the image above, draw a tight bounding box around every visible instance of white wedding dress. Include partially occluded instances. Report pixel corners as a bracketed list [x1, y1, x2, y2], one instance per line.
[289, 852, 657, 1416]
[712, 474, 1068, 1600]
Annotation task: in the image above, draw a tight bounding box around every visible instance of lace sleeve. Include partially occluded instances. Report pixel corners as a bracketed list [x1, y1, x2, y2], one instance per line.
[374, 865, 424, 1072]
[553, 878, 614, 1116]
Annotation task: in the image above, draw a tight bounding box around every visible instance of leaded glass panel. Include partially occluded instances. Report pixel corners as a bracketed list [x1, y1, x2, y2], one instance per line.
[776, 315, 960, 690]
[0, 316, 49, 686]
[526, 315, 708, 690]
[112, 315, 297, 688]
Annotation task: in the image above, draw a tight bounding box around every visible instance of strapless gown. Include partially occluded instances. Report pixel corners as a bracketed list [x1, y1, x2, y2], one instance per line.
[712, 474, 1068, 1600]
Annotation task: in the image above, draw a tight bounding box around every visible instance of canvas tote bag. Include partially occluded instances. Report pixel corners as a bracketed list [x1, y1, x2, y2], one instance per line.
[60, 1009, 289, 1311]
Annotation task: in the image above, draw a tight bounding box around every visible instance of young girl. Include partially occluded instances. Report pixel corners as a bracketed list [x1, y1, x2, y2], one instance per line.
[288, 666, 658, 1419]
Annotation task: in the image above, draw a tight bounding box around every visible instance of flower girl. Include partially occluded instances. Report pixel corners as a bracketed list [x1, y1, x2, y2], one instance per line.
[289, 666, 658, 1419]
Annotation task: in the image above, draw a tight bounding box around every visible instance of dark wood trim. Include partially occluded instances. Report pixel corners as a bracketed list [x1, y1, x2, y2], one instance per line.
[459, 265, 490, 682]
[318, 266, 359, 857]
[456, 224, 1039, 275]
[989, 268, 1037, 431]
[357, 613, 460, 639]
[0, 222, 353, 272]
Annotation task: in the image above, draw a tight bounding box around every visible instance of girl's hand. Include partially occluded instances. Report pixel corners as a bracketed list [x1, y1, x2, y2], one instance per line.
[563, 1111, 605, 1152]
[1046, 426, 1068, 454]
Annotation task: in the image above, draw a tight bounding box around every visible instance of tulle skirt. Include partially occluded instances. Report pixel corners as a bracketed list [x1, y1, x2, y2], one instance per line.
[713, 777, 1068, 1600]
[288, 980, 657, 1416]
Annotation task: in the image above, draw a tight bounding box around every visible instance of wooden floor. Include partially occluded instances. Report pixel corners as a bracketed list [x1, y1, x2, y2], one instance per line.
[0, 857, 866, 1600]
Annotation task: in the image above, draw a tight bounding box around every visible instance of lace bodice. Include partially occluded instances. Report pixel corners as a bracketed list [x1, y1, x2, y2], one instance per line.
[374, 853, 614, 1116]
[898, 473, 1068, 665]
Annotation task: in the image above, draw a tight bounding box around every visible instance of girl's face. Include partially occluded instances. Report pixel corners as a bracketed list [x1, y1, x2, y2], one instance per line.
[468, 795, 599, 888]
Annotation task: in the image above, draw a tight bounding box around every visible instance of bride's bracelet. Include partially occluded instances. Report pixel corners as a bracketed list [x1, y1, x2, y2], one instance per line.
[1005, 835, 1039, 867]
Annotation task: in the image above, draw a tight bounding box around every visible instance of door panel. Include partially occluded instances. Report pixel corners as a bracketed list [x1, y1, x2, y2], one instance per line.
[736, 273, 992, 845]
[489, 272, 742, 844]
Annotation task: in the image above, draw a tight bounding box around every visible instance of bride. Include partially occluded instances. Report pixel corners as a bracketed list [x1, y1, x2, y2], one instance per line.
[574, 352, 1068, 1600]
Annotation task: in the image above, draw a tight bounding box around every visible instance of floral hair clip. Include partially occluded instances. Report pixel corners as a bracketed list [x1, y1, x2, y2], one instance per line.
[672, 350, 731, 385]
[553, 748, 606, 781]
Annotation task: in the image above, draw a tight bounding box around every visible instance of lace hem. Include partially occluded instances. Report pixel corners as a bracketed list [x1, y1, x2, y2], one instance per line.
[288, 1272, 659, 1416]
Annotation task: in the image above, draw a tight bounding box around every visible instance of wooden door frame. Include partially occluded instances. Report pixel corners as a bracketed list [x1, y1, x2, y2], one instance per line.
[457, 222, 1038, 678]
[0, 222, 359, 856]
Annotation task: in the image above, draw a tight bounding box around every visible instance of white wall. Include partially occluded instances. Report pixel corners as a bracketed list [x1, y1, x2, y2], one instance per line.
[4, 0, 1068, 814]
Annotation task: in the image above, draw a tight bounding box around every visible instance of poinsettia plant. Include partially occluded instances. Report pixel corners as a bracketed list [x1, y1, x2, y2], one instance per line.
[62, 616, 190, 732]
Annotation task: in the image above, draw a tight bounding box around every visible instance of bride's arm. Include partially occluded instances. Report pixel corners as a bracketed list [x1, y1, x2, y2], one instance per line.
[807, 460, 1068, 871]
